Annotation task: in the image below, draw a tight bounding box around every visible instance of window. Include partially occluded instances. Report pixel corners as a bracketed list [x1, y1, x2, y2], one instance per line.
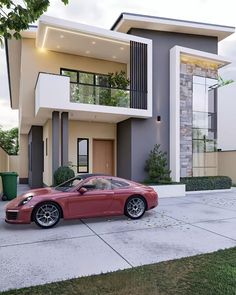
[77, 138, 89, 173]
[61, 69, 77, 83]
[83, 178, 112, 190]
[111, 179, 130, 189]
[192, 76, 217, 177]
[45, 138, 48, 156]
[61, 68, 109, 86]
[79, 72, 94, 84]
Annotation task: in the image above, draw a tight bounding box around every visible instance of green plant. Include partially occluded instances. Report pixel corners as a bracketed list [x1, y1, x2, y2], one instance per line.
[54, 166, 75, 186]
[0, 126, 19, 155]
[108, 71, 130, 89]
[181, 176, 232, 191]
[0, 0, 68, 45]
[97, 71, 130, 107]
[145, 144, 171, 184]
[217, 76, 234, 88]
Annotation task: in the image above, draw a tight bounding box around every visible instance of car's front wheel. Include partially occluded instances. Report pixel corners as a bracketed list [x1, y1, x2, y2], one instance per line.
[33, 202, 61, 229]
[125, 196, 146, 219]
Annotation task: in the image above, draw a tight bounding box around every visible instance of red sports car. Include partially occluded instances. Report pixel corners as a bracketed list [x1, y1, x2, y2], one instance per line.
[5, 174, 158, 229]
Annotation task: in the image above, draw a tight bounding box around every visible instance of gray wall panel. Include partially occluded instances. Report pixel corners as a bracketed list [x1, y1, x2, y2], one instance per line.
[117, 119, 132, 179]
[119, 29, 218, 181]
[28, 126, 43, 188]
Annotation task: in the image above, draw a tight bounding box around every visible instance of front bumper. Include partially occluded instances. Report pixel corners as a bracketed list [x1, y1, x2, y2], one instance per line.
[5, 208, 32, 224]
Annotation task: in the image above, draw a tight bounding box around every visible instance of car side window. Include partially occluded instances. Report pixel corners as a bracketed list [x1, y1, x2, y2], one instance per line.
[83, 178, 112, 191]
[111, 179, 130, 189]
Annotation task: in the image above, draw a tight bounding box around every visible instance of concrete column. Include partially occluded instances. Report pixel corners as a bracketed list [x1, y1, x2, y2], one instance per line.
[52, 111, 60, 183]
[61, 112, 69, 166]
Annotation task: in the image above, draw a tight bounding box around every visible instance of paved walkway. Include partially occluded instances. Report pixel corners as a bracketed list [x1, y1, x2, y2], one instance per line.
[1, 187, 236, 291]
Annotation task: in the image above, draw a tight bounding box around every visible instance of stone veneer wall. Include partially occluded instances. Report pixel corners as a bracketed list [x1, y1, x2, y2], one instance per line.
[180, 61, 218, 177]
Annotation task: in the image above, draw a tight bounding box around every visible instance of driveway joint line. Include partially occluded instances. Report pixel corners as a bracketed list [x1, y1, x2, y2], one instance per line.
[155, 212, 236, 228]
[0, 233, 95, 249]
[80, 219, 134, 268]
[189, 223, 236, 243]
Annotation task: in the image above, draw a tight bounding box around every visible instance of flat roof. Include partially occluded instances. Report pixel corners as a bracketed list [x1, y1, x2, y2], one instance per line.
[111, 12, 235, 41]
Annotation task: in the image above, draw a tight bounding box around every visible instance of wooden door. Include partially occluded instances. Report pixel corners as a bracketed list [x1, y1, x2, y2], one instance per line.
[93, 139, 114, 175]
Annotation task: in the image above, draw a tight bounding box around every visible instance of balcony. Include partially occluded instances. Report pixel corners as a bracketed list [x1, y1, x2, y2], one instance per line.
[70, 83, 132, 108]
[35, 73, 152, 123]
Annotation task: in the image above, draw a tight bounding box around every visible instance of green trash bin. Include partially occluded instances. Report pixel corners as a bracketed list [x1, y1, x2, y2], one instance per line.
[0, 172, 18, 200]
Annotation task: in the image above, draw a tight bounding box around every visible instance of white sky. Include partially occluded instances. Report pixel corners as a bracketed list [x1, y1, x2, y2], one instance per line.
[0, 0, 236, 129]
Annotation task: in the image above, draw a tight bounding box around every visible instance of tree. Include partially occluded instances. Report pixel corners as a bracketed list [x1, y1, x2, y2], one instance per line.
[0, 0, 68, 44]
[145, 144, 171, 184]
[0, 126, 19, 155]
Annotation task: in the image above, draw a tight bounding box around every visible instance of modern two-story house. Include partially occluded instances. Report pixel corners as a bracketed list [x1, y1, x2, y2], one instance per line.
[6, 13, 235, 188]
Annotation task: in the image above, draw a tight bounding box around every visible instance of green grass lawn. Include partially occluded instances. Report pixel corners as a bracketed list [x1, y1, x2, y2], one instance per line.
[2, 247, 236, 295]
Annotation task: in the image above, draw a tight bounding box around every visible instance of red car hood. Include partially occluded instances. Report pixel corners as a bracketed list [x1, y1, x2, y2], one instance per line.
[6, 188, 57, 209]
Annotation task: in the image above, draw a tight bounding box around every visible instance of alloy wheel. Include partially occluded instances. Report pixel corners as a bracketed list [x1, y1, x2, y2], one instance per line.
[126, 197, 146, 219]
[35, 203, 60, 228]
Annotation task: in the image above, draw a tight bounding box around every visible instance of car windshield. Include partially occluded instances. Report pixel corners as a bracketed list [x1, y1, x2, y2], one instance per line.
[54, 177, 83, 192]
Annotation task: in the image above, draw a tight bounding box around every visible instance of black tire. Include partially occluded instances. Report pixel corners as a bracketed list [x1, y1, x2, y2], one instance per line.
[124, 196, 146, 219]
[2, 194, 8, 201]
[33, 202, 61, 229]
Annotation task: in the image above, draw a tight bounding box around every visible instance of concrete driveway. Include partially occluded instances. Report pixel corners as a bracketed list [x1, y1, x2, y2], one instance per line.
[1, 187, 236, 292]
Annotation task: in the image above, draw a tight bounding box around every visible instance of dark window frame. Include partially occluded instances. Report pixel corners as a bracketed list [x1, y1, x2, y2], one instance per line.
[45, 138, 48, 157]
[77, 138, 89, 173]
[192, 75, 218, 174]
[60, 68, 110, 87]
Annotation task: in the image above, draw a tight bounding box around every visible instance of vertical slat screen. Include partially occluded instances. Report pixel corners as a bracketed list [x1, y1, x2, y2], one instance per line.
[130, 41, 147, 109]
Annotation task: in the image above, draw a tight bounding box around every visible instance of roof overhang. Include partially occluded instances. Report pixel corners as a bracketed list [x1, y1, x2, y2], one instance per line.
[177, 46, 231, 68]
[111, 13, 235, 41]
[36, 15, 151, 63]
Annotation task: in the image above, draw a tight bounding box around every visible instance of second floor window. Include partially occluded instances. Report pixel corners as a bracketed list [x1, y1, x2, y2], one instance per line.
[60, 69, 110, 87]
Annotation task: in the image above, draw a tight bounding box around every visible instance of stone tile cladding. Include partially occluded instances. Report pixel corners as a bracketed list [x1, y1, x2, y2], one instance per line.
[179, 62, 217, 177]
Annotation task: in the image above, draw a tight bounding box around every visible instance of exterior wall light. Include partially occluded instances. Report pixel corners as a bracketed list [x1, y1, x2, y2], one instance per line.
[157, 115, 161, 122]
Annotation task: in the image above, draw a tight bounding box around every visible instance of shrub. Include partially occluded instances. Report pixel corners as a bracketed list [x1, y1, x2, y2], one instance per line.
[181, 176, 232, 191]
[54, 166, 75, 186]
[145, 144, 171, 184]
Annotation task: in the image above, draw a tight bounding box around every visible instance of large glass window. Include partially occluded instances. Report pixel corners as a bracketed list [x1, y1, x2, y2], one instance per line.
[77, 138, 89, 173]
[192, 76, 217, 177]
[61, 68, 109, 86]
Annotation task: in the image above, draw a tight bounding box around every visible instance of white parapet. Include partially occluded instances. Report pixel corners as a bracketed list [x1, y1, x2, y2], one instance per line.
[150, 184, 186, 198]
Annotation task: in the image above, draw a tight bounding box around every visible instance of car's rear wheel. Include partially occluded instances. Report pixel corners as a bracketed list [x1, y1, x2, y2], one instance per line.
[33, 202, 61, 229]
[125, 196, 146, 219]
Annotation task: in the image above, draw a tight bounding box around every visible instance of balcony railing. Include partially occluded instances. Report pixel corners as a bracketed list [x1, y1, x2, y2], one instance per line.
[70, 83, 131, 108]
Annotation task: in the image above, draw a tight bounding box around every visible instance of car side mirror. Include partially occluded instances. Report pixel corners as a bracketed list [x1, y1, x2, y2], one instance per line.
[78, 187, 87, 194]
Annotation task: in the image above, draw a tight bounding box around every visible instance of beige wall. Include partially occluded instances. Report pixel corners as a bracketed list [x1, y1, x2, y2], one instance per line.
[19, 38, 127, 133]
[19, 134, 28, 179]
[0, 147, 19, 193]
[218, 151, 236, 183]
[193, 152, 218, 177]
[9, 156, 19, 174]
[43, 120, 52, 186]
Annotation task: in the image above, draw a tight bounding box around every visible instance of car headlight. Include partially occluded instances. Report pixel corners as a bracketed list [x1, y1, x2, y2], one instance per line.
[19, 196, 33, 206]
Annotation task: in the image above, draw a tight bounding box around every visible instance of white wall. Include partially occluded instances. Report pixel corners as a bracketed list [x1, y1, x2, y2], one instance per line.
[218, 82, 236, 151]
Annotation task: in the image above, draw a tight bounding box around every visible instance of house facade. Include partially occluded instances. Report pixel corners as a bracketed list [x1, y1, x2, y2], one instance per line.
[6, 13, 235, 188]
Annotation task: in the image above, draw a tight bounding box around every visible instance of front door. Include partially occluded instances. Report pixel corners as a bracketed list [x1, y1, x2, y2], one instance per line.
[93, 139, 114, 175]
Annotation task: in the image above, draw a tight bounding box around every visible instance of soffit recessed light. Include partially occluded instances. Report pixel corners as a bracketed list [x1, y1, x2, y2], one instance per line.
[92, 41, 96, 45]
[112, 55, 117, 59]
[120, 47, 124, 50]
[60, 35, 64, 39]
[86, 50, 90, 54]
[56, 45, 60, 49]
